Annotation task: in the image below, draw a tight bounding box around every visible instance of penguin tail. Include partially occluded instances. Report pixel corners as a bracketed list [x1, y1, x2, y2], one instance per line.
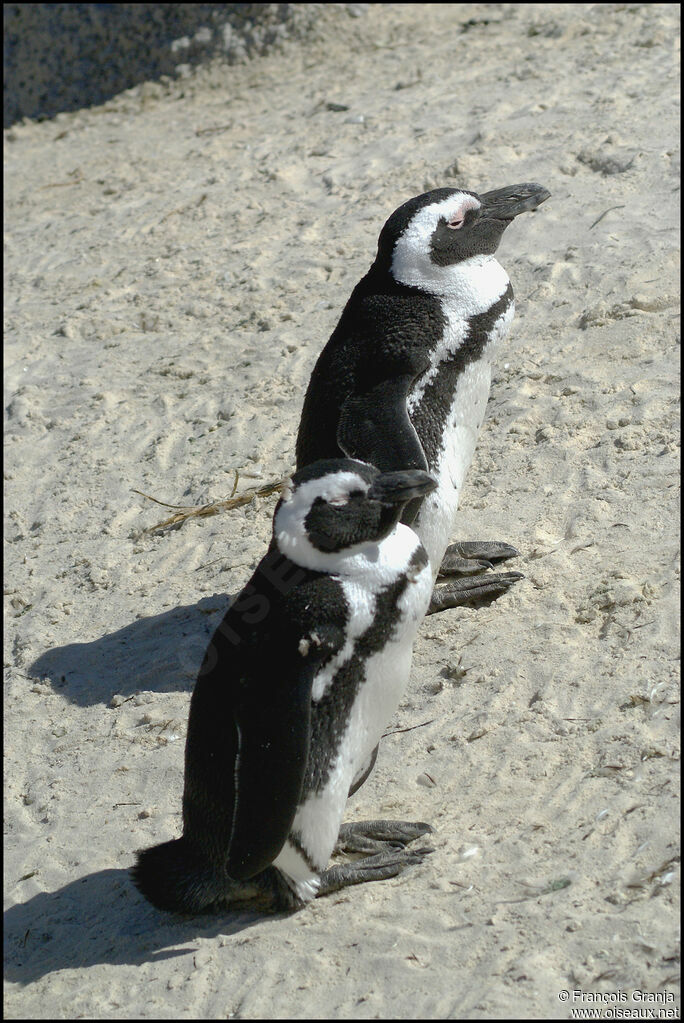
[131, 837, 224, 914]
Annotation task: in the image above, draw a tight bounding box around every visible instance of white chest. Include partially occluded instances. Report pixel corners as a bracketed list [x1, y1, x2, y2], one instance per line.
[410, 273, 515, 573]
[274, 527, 433, 896]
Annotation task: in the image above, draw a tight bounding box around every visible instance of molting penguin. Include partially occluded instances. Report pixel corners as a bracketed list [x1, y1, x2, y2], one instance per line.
[295, 183, 550, 613]
[132, 459, 437, 914]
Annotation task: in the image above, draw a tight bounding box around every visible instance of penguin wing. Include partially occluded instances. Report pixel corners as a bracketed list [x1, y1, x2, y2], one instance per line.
[223, 663, 314, 880]
[227, 620, 348, 879]
[184, 614, 346, 882]
[337, 373, 429, 475]
[181, 643, 308, 882]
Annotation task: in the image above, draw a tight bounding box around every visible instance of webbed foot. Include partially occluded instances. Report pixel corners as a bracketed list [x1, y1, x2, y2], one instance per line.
[428, 572, 524, 613]
[428, 540, 523, 613]
[316, 819, 433, 896]
[438, 540, 520, 577]
[335, 819, 432, 855]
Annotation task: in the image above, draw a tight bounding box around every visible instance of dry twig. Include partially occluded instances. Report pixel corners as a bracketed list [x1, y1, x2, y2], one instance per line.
[133, 474, 288, 534]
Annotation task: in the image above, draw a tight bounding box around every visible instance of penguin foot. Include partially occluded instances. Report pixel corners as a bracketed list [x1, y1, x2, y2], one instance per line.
[438, 540, 520, 577]
[427, 571, 524, 614]
[317, 845, 434, 897]
[335, 819, 433, 855]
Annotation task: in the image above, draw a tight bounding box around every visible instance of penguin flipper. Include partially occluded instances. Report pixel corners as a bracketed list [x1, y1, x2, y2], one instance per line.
[184, 613, 348, 885]
[135, 663, 313, 911]
[337, 376, 428, 475]
[188, 667, 314, 883]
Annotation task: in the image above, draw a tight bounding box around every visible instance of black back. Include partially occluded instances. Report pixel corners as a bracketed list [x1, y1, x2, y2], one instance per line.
[295, 269, 444, 471]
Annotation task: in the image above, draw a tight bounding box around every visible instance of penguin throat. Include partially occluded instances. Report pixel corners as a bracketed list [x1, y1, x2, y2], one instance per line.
[391, 251, 508, 308]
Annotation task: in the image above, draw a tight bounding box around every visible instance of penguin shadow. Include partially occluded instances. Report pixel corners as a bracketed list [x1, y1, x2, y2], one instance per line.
[28, 594, 234, 707]
[3, 868, 275, 985]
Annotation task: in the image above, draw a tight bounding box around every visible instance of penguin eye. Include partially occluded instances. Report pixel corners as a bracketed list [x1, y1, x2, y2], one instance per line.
[446, 216, 465, 230]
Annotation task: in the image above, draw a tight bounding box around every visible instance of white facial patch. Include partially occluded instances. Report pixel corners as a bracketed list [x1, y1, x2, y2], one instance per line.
[391, 192, 485, 297]
[275, 470, 369, 572]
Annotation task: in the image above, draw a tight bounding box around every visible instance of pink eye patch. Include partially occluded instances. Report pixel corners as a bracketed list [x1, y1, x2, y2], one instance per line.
[445, 194, 480, 230]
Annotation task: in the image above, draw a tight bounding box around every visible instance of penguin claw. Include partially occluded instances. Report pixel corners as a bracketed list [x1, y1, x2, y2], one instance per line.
[428, 571, 524, 614]
[318, 845, 434, 897]
[438, 540, 520, 577]
[336, 819, 433, 854]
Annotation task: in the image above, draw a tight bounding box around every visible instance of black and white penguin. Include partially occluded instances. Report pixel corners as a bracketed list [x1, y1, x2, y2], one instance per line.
[295, 183, 550, 612]
[132, 458, 437, 914]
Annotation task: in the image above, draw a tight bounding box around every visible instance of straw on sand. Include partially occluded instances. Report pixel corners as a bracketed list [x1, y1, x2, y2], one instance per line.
[133, 471, 288, 534]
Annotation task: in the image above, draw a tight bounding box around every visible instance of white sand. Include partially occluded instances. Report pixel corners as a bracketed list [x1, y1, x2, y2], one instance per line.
[4, 4, 680, 1018]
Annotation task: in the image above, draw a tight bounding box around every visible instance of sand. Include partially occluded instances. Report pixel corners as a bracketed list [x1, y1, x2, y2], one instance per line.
[3, 3, 680, 1019]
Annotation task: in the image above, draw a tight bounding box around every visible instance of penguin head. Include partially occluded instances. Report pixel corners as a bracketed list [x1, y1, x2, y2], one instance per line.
[274, 459, 436, 571]
[376, 183, 550, 292]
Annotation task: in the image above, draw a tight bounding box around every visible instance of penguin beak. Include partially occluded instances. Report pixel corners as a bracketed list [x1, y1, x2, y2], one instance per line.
[368, 470, 438, 505]
[479, 182, 551, 221]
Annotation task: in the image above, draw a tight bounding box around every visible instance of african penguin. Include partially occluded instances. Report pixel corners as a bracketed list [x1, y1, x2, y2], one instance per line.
[295, 182, 550, 613]
[132, 458, 437, 914]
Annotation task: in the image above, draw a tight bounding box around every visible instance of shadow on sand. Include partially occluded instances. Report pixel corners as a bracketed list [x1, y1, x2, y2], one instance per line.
[3, 867, 278, 985]
[28, 594, 234, 707]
